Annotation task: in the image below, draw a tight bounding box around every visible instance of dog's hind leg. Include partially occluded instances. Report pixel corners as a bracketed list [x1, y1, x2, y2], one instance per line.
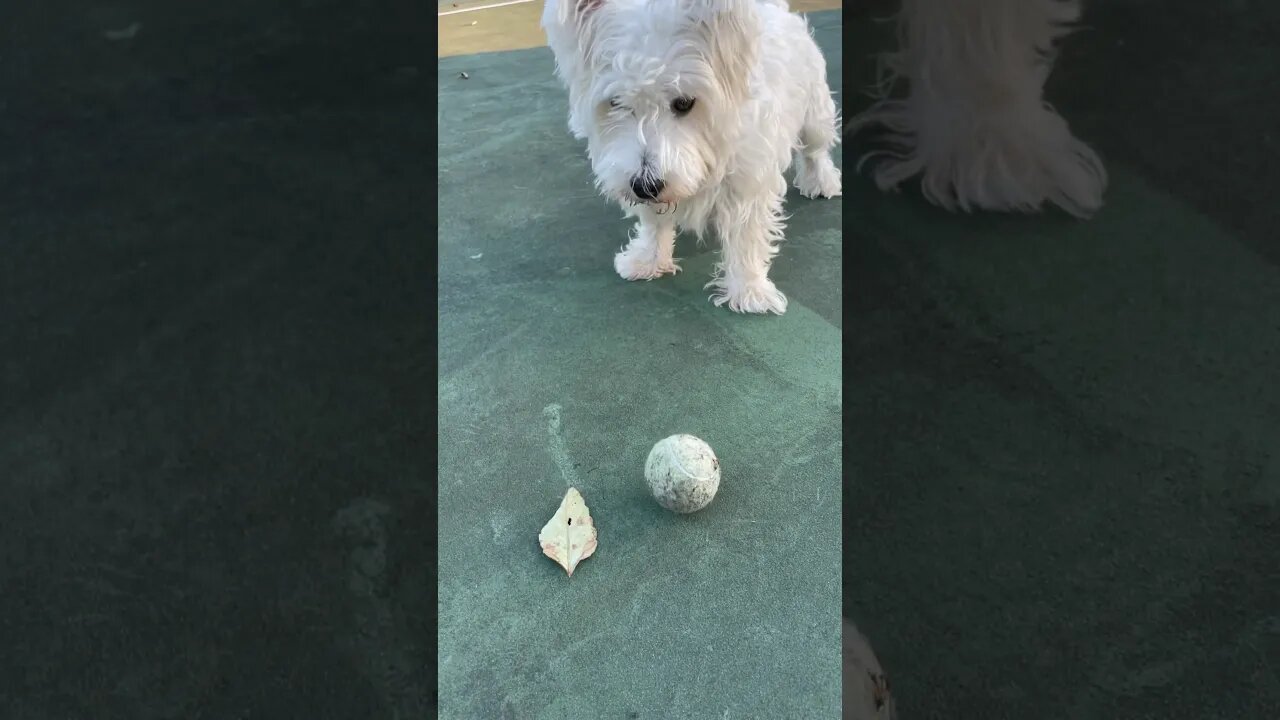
[614, 207, 681, 281]
[849, 0, 1106, 218]
[794, 86, 843, 199]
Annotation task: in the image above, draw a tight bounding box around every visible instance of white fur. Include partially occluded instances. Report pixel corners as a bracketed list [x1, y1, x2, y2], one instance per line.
[849, 0, 1107, 218]
[542, 0, 841, 314]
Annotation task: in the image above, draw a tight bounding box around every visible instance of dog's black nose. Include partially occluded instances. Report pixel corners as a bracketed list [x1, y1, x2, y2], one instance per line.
[630, 176, 665, 201]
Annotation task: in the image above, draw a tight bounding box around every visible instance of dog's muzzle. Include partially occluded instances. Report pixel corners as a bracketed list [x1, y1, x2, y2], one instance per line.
[630, 176, 665, 202]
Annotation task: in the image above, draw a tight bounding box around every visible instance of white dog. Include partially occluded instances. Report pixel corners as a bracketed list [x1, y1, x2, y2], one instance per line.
[542, 0, 841, 315]
[850, 0, 1107, 219]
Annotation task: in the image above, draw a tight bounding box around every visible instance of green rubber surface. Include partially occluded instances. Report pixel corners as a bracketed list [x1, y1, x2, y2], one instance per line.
[1, 1, 434, 717]
[846, 3, 1280, 718]
[437, 10, 844, 719]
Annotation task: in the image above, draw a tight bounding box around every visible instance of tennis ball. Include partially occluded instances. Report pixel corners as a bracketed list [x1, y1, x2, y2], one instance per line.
[645, 434, 720, 514]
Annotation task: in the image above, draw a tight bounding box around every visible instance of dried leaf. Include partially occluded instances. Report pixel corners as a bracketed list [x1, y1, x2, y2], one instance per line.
[538, 487, 597, 577]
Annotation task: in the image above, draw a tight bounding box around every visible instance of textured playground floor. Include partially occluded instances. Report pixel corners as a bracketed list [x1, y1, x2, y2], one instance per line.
[437, 5, 846, 718]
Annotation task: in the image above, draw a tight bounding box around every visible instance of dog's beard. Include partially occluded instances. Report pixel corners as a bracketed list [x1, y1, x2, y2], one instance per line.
[637, 200, 679, 215]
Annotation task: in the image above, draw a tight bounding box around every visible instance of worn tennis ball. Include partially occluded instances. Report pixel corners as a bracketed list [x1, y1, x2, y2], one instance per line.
[645, 434, 720, 513]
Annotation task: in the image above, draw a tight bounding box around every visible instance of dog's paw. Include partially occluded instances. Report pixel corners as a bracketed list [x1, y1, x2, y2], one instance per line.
[705, 276, 788, 315]
[796, 158, 842, 199]
[614, 247, 682, 281]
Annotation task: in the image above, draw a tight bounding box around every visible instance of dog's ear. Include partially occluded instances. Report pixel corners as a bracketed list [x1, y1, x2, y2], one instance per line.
[691, 0, 759, 106]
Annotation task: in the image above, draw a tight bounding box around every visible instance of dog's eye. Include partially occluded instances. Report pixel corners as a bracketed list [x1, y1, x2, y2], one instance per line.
[671, 96, 695, 115]
[608, 97, 621, 109]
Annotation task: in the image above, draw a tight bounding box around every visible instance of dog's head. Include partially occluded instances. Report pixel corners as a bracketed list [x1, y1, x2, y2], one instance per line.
[557, 0, 759, 207]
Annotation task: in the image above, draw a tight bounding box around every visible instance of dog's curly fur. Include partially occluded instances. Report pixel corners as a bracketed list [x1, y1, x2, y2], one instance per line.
[543, 0, 841, 315]
[850, 0, 1107, 219]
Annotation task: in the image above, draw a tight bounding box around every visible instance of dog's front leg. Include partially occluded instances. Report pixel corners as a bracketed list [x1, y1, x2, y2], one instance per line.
[706, 190, 788, 315]
[613, 206, 681, 281]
